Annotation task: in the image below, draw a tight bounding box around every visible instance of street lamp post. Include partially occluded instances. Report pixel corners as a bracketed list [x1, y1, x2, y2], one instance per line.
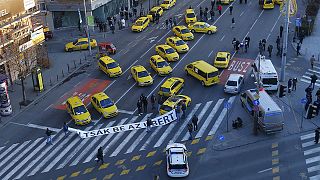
[83, 0, 92, 56]
[280, 0, 290, 82]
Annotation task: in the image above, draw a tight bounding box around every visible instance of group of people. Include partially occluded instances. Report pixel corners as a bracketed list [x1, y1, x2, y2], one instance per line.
[137, 93, 164, 116]
[231, 36, 251, 53]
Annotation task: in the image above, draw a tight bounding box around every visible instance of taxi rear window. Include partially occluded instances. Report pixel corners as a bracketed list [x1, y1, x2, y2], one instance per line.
[100, 98, 114, 108]
[161, 105, 172, 111]
[216, 57, 226, 61]
[186, 13, 195, 18]
[208, 71, 219, 78]
[161, 87, 170, 92]
[73, 105, 87, 115]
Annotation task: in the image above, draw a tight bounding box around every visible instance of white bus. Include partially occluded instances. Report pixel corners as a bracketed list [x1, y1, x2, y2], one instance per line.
[252, 55, 279, 91]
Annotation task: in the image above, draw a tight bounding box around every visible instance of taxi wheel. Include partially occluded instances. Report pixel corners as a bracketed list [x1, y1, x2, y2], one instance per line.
[207, 30, 212, 35]
[191, 29, 195, 33]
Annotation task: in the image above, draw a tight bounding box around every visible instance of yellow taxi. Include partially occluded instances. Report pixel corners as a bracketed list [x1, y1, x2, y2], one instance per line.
[220, 0, 234, 4]
[131, 65, 154, 86]
[98, 56, 122, 77]
[185, 60, 220, 86]
[155, 44, 179, 62]
[185, 9, 197, 24]
[149, 55, 172, 76]
[159, 95, 191, 115]
[160, 0, 176, 10]
[147, 6, 164, 21]
[158, 77, 184, 97]
[188, 22, 217, 34]
[91, 92, 118, 119]
[131, 17, 150, 32]
[172, 26, 194, 41]
[214, 52, 231, 68]
[166, 36, 189, 53]
[65, 38, 97, 52]
[275, 0, 282, 5]
[66, 96, 91, 125]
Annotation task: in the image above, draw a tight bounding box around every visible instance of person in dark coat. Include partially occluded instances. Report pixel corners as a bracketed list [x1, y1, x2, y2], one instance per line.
[229, 5, 233, 15]
[187, 123, 193, 140]
[192, 115, 198, 131]
[151, 94, 156, 110]
[311, 74, 318, 90]
[96, 147, 104, 164]
[142, 97, 148, 113]
[261, 39, 266, 51]
[46, 128, 53, 145]
[276, 36, 280, 49]
[210, 8, 215, 22]
[315, 128, 320, 144]
[146, 117, 152, 132]
[267, 44, 273, 58]
[137, 100, 142, 116]
[63, 122, 69, 136]
[292, 78, 298, 91]
[200, 7, 203, 20]
[297, 43, 301, 56]
[287, 79, 293, 93]
[280, 25, 284, 38]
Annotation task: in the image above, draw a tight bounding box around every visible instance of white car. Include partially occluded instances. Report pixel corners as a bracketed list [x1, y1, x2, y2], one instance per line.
[224, 74, 244, 94]
[166, 143, 189, 177]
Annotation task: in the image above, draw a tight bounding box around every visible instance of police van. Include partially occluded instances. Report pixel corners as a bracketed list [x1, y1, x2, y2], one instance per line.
[252, 55, 279, 91]
[240, 89, 284, 134]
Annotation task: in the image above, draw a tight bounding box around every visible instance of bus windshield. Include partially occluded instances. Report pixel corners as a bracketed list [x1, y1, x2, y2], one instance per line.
[262, 78, 278, 85]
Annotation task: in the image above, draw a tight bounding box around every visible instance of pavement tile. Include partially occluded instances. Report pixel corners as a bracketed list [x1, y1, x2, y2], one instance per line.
[131, 155, 141, 161]
[70, 171, 81, 177]
[136, 165, 147, 171]
[83, 167, 95, 174]
[56, 175, 66, 180]
[191, 139, 200, 145]
[146, 150, 157, 157]
[98, 163, 110, 170]
[115, 159, 126, 165]
[197, 148, 206, 155]
[272, 158, 279, 165]
[120, 169, 130, 175]
[272, 166, 279, 174]
[205, 135, 213, 141]
[103, 173, 114, 180]
[272, 150, 279, 157]
[153, 160, 163, 166]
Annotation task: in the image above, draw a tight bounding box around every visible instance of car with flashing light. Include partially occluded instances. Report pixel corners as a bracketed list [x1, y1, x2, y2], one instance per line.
[214, 51, 231, 68]
[158, 77, 184, 97]
[66, 96, 91, 125]
[160, 0, 176, 10]
[98, 56, 122, 77]
[185, 60, 220, 86]
[131, 65, 154, 86]
[131, 17, 150, 32]
[147, 6, 164, 21]
[149, 55, 172, 76]
[91, 92, 118, 118]
[172, 26, 194, 41]
[166, 143, 189, 177]
[166, 36, 189, 53]
[224, 74, 244, 94]
[185, 9, 197, 24]
[155, 44, 179, 62]
[188, 22, 217, 34]
[159, 95, 191, 115]
[65, 38, 97, 52]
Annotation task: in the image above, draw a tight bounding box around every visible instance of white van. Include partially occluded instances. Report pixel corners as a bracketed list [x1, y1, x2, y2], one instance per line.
[240, 89, 284, 134]
[252, 55, 279, 91]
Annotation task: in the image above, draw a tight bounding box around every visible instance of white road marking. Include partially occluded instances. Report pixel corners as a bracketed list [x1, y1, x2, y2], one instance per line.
[270, 14, 282, 33]
[250, 10, 264, 31]
[258, 167, 272, 173]
[240, 11, 245, 17]
[0, 141, 30, 169]
[115, 83, 137, 104]
[0, 143, 18, 163]
[306, 155, 320, 164]
[220, 35, 225, 41]
[157, 30, 172, 43]
[310, 174, 320, 180]
[208, 50, 214, 57]
[195, 99, 224, 139]
[308, 165, 320, 173]
[140, 44, 156, 58]
[44, 104, 52, 111]
[304, 146, 320, 156]
[118, 109, 135, 115]
[27, 123, 60, 132]
[302, 141, 315, 148]
[301, 133, 314, 140]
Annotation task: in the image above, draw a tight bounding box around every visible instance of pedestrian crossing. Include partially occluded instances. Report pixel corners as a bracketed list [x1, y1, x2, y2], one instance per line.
[300, 65, 320, 87]
[300, 132, 320, 180]
[0, 96, 236, 179]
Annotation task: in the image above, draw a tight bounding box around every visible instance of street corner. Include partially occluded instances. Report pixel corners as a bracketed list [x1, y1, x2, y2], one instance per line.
[219, 57, 254, 84]
[53, 78, 112, 110]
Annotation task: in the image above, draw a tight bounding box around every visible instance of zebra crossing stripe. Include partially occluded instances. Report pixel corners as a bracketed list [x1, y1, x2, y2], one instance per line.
[82, 118, 129, 164]
[208, 96, 236, 136]
[301, 133, 314, 140]
[195, 99, 224, 139]
[0, 143, 18, 162]
[308, 164, 320, 173]
[110, 114, 152, 157]
[181, 101, 213, 141]
[306, 155, 320, 164]
[0, 146, 4, 153]
[300, 79, 320, 87]
[304, 146, 320, 156]
[0, 138, 41, 178]
[306, 71, 320, 77]
[302, 75, 320, 83]
[302, 141, 315, 148]
[170, 103, 201, 143]
[126, 129, 147, 154]
[0, 140, 30, 169]
[139, 125, 163, 151]
[103, 116, 139, 154]
[314, 66, 320, 70]
[310, 174, 320, 180]
[57, 121, 115, 170]
[307, 69, 320, 75]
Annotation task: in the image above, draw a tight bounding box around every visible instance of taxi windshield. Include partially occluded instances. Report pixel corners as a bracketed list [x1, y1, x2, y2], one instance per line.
[100, 98, 114, 108]
[208, 71, 218, 78]
[157, 61, 168, 68]
[149, 11, 156, 15]
[163, 1, 170, 4]
[106, 62, 119, 69]
[181, 28, 190, 34]
[74, 105, 87, 115]
[186, 13, 195, 18]
[175, 40, 185, 46]
[138, 71, 149, 77]
[161, 105, 173, 111]
[226, 80, 237, 86]
[135, 21, 143, 26]
[203, 23, 211, 27]
[161, 87, 170, 92]
[216, 57, 226, 61]
[165, 48, 175, 54]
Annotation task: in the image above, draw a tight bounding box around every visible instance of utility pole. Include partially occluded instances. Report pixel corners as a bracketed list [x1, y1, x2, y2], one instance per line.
[280, 0, 290, 82]
[83, 0, 92, 56]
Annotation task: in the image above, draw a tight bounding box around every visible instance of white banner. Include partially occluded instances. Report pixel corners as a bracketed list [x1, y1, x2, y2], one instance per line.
[69, 110, 177, 138]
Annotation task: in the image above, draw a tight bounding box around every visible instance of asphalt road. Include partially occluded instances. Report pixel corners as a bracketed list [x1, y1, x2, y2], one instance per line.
[0, 0, 315, 180]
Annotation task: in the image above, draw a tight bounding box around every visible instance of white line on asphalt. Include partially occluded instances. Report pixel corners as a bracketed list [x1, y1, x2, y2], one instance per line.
[0, 140, 30, 169]
[126, 127, 147, 154]
[0, 138, 41, 177]
[195, 99, 224, 139]
[0, 143, 18, 162]
[250, 10, 264, 31]
[74, 81, 81, 87]
[157, 30, 172, 43]
[123, 59, 139, 75]
[196, 0, 208, 8]
[308, 165, 320, 173]
[208, 50, 214, 57]
[220, 35, 225, 41]
[310, 174, 320, 180]
[27, 123, 60, 132]
[170, 103, 201, 143]
[0, 146, 4, 153]
[258, 167, 272, 173]
[139, 125, 162, 151]
[118, 109, 135, 115]
[240, 11, 245, 17]
[44, 104, 53, 111]
[270, 14, 282, 33]
[154, 121, 177, 148]
[136, 34, 142, 40]
[304, 146, 320, 156]
[301, 79, 320, 87]
[110, 114, 151, 157]
[306, 155, 320, 164]
[115, 83, 137, 104]
[181, 101, 213, 141]
[302, 141, 315, 148]
[83, 118, 129, 163]
[140, 44, 156, 58]
[301, 133, 314, 140]
[208, 96, 236, 136]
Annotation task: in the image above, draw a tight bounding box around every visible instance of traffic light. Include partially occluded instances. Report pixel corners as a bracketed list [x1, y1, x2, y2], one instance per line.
[306, 104, 318, 119]
[279, 85, 287, 98]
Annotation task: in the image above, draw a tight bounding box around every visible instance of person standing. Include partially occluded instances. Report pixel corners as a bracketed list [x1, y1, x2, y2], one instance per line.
[239, 0, 243, 4]
[292, 78, 298, 91]
[121, 18, 126, 29]
[217, 4, 222, 15]
[310, 55, 316, 69]
[311, 73, 318, 90]
[110, 23, 115, 34]
[297, 43, 301, 56]
[142, 96, 148, 113]
[200, 7, 203, 20]
[181, 102, 187, 119]
[188, 123, 193, 140]
[235, 40, 240, 51]
[96, 147, 104, 165]
[288, 78, 293, 93]
[46, 128, 53, 145]
[169, 18, 173, 28]
[231, 17, 235, 29]
[211, 0, 215, 9]
[146, 117, 152, 132]
[63, 122, 69, 136]
[259, 40, 263, 55]
[151, 94, 156, 110]
[175, 103, 182, 122]
[210, 8, 215, 22]
[155, 13, 160, 24]
[280, 25, 284, 38]
[137, 99, 143, 116]
[192, 115, 198, 131]
[229, 5, 233, 15]
[267, 44, 273, 58]
[165, 19, 169, 29]
[157, 95, 163, 113]
[315, 128, 320, 144]
[204, 7, 208, 21]
[232, 38, 237, 50]
[276, 36, 280, 49]
[262, 39, 266, 51]
[245, 0, 247, 3]
[244, 40, 249, 53]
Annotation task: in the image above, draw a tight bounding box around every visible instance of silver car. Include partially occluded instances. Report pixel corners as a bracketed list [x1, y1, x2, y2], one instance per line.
[224, 74, 244, 94]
